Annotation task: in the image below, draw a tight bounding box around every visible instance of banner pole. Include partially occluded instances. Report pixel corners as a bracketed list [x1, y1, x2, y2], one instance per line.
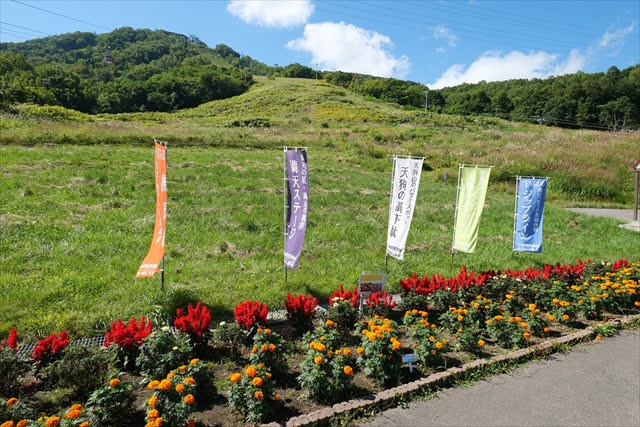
[283, 146, 288, 285]
[161, 141, 167, 291]
[512, 176, 520, 252]
[385, 155, 397, 271]
[450, 164, 463, 263]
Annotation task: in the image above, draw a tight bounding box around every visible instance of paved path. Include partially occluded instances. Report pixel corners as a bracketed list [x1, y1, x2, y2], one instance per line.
[566, 208, 634, 222]
[361, 329, 640, 427]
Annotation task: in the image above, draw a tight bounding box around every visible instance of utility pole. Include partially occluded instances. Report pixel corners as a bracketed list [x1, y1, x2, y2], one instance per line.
[425, 88, 429, 111]
[315, 63, 318, 80]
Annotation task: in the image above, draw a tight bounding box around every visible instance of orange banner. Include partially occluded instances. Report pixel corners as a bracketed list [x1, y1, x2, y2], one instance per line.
[136, 141, 167, 279]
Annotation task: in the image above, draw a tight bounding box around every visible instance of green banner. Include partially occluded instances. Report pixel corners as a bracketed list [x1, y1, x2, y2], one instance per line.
[453, 166, 492, 253]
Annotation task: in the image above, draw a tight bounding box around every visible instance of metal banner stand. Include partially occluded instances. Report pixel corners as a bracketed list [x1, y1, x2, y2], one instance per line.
[450, 164, 463, 263]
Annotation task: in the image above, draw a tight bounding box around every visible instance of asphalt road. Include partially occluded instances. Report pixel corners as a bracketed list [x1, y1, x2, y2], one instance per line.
[566, 208, 634, 222]
[360, 329, 640, 427]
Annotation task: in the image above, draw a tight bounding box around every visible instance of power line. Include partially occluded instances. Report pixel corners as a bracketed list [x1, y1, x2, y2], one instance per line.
[0, 27, 40, 38]
[11, 0, 111, 31]
[0, 21, 52, 36]
[0, 30, 29, 40]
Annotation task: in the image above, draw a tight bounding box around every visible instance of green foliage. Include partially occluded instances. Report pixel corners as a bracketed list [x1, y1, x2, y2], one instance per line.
[248, 328, 289, 377]
[228, 364, 282, 423]
[136, 329, 194, 379]
[324, 301, 360, 336]
[356, 317, 403, 387]
[298, 341, 355, 404]
[210, 321, 245, 357]
[0, 347, 30, 396]
[85, 376, 136, 427]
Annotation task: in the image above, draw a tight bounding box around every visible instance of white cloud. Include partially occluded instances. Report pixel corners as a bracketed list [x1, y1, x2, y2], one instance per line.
[226, 0, 314, 28]
[286, 22, 410, 78]
[428, 49, 585, 89]
[433, 25, 457, 47]
[598, 23, 635, 49]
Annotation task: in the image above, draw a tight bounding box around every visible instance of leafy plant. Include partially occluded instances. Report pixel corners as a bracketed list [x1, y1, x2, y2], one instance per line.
[284, 293, 319, 335]
[356, 317, 403, 387]
[228, 364, 282, 423]
[249, 327, 288, 378]
[174, 302, 212, 345]
[32, 331, 69, 369]
[104, 316, 152, 371]
[234, 301, 268, 331]
[85, 376, 136, 427]
[136, 328, 194, 379]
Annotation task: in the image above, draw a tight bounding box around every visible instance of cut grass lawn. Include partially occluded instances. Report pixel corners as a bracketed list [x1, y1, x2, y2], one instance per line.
[1, 144, 638, 339]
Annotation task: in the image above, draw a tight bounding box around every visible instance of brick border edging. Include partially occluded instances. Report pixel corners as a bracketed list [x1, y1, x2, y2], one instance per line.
[262, 314, 640, 427]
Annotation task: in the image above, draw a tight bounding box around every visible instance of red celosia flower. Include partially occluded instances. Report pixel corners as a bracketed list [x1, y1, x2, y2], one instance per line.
[611, 259, 629, 271]
[2, 328, 18, 351]
[32, 331, 69, 365]
[328, 284, 360, 307]
[234, 301, 268, 330]
[104, 317, 152, 349]
[174, 302, 211, 342]
[365, 291, 396, 310]
[285, 293, 318, 318]
[400, 267, 492, 296]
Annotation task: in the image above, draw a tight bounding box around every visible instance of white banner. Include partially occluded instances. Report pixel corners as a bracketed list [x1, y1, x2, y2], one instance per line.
[386, 156, 423, 260]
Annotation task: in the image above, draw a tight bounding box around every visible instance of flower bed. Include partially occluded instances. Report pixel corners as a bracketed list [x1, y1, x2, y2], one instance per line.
[1, 260, 638, 426]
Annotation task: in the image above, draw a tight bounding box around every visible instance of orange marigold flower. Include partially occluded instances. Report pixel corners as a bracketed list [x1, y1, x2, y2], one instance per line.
[229, 373, 242, 383]
[562, 314, 570, 321]
[431, 350, 437, 355]
[520, 322, 528, 329]
[257, 327, 263, 333]
[45, 416, 61, 427]
[246, 365, 257, 377]
[544, 327, 550, 333]
[428, 335, 435, 342]
[6, 397, 18, 406]
[65, 409, 82, 419]
[190, 358, 200, 365]
[266, 372, 272, 379]
[326, 320, 335, 327]
[392, 340, 402, 350]
[261, 344, 269, 352]
[254, 390, 264, 400]
[265, 328, 272, 334]
[274, 393, 281, 401]
[1, 422, 14, 427]
[269, 343, 276, 352]
[184, 394, 195, 405]
[457, 315, 464, 322]
[356, 347, 364, 354]
[478, 339, 485, 347]
[178, 365, 187, 373]
[166, 372, 175, 380]
[148, 396, 158, 407]
[251, 346, 258, 353]
[343, 348, 352, 356]
[18, 421, 29, 427]
[547, 314, 556, 321]
[176, 383, 186, 393]
[523, 331, 531, 339]
[145, 422, 154, 427]
[494, 315, 504, 321]
[634, 301, 640, 307]
[252, 377, 263, 387]
[70, 404, 81, 411]
[343, 365, 353, 376]
[147, 409, 159, 420]
[147, 380, 160, 390]
[435, 341, 444, 349]
[154, 417, 163, 427]
[314, 356, 323, 365]
[109, 378, 120, 387]
[366, 332, 376, 342]
[314, 342, 326, 352]
[157, 379, 172, 391]
[184, 377, 196, 385]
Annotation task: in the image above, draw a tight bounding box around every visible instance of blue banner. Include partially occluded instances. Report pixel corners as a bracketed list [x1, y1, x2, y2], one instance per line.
[514, 177, 547, 252]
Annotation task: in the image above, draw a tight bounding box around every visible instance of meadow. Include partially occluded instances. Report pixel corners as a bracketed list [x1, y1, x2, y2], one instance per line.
[1, 77, 639, 339]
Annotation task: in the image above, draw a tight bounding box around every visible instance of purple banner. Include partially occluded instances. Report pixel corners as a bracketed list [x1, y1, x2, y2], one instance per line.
[284, 149, 308, 270]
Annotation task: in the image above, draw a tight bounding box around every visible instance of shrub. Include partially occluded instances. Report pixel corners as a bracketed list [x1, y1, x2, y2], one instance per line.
[324, 300, 359, 337]
[136, 328, 194, 379]
[85, 376, 136, 427]
[485, 315, 531, 348]
[174, 302, 212, 344]
[40, 345, 114, 400]
[0, 396, 37, 425]
[228, 364, 282, 423]
[284, 293, 319, 335]
[234, 301, 268, 331]
[397, 288, 430, 312]
[32, 331, 69, 368]
[210, 321, 245, 357]
[363, 291, 396, 317]
[404, 310, 451, 366]
[104, 316, 152, 370]
[356, 317, 403, 387]
[249, 327, 288, 377]
[0, 347, 30, 397]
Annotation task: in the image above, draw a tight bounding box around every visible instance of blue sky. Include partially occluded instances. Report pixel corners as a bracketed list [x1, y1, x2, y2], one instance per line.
[1, 0, 638, 89]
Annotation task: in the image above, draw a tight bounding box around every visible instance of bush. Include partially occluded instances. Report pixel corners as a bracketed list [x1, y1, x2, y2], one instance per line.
[0, 396, 37, 425]
[104, 316, 152, 371]
[210, 321, 245, 357]
[0, 338, 30, 396]
[85, 376, 136, 427]
[356, 317, 403, 387]
[324, 300, 359, 337]
[249, 327, 288, 378]
[40, 345, 114, 401]
[228, 364, 282, 423]
[403, 310, 451, 367]
[174, 302, 212, 345]
[136, 328, 193, 379]
[234, 301, 268, 331]
[284, 293, 319, 335]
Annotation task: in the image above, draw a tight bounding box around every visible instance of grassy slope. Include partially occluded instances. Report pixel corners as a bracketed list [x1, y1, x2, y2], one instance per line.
[1, 77, 639, 338]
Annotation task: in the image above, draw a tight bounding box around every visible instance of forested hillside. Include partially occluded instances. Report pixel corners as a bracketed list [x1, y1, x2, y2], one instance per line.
[0, 27, 250, 113]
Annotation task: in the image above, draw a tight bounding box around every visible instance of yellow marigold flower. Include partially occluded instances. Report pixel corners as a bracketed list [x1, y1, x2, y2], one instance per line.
[412, 309, 418, 315]
[148, 396, 158, 407]
[473, 303, 480, 309]
[344, 365, 354, 375]
[523, 331, 531, 339]
[486, 319, 493, 325]
[190, 358, 200, 365]
[315, 342, 326, 352]
[269, 343, 276, 352]
[259, 363, 265, 369]
[457, 315, 464, 322]
[147, 409, 159, 420]
[528, 304, 536, 311]
[184, 394, 195, 405]
[184, 377, 196, 385]
[274, 393, 281, 401]
[505, 294, 513, 300]
[265, 328, 272, 334]
[458, 328, 463, 333]
[367, 332, 376, 342]
[520, 322, 528, 329]
[6, 397, 18, 406]
[176, 384, 186, 393]
[478, 339, 485, 347]
[314, 356, 323, 365]
[320, 335, 326, 341]
[178, 365, 187, 373]
[435, 341, 444, 349]
[552, 298, 559, 304]
[254, 390, 264, 400]
[326, 320, 335, 327]
[266, 372, 272, 379]
[157, 379, 172, 391]
[109, 378, 120, 387]
[154, 417, 163, 427]
[494, 315, 504, 321]
[392, 340, 402, 350]
[421, 311, 428, 317]
[261, 344, 269, 352]
[147, 380, 160, 390]
[562, 314, 570, 321]
[252, 376, 263, 387]
[246, 365, 257, 377]
[45, 416, 61, 427]
[356, 347, 364, 355]
[145, 422, 154, 427]
[428, 335, 435, 341]
[166, 372, 175, 380]
[405, 311, 410, 316]
[547, 314, 556, 321]
[343, 348, 352, 356]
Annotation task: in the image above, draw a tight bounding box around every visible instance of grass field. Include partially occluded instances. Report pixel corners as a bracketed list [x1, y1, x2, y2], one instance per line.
[1, 77, 639, 339]
[1, 143, 639, 339]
